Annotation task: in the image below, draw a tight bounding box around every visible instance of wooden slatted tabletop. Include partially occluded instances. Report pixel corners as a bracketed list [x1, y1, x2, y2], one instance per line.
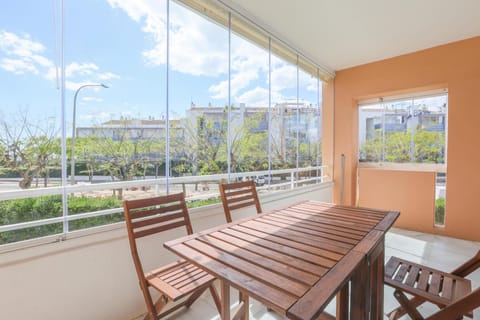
[164, 200, 399, 320]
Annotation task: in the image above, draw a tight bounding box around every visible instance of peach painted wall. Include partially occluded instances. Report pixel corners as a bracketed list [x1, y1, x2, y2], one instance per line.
[358, 168, 436, 233]
[332, 36, 480, 241]
[322, 81, 335, 180]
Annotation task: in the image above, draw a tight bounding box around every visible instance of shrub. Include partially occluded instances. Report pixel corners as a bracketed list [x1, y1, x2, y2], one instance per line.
[0, 195, 122, 244]
[1, 195, 221, 244]
[435, 198, 445, 225]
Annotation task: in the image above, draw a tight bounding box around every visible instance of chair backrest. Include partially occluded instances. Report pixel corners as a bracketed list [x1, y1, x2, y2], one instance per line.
[427, 287, 480, 320]
[123, 193, 193, 276]
[219, 180, 262, 223]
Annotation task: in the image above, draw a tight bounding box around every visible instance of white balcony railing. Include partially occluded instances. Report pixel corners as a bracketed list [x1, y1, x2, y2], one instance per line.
[0, 166, 329, 238]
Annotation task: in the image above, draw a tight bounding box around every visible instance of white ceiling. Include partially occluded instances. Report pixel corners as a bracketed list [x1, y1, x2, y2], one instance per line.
[222, 0, 480, 72]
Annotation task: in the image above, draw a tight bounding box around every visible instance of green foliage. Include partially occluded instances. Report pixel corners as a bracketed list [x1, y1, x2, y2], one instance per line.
[0, 195, 223, 244]
[360, 129, 445, 163]
[435, 197, 445, 225]
[384, 132, 412, 162]
[0, 196, 122, 244]
[187, 197, 220, 208]
[414, 131, 445, 163]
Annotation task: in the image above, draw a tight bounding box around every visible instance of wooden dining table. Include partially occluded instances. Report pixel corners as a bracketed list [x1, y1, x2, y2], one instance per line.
[164, 200, 399, 320]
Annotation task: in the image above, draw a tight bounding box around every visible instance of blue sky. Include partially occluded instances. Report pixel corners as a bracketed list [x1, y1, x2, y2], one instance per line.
[0, 0, 319, 130]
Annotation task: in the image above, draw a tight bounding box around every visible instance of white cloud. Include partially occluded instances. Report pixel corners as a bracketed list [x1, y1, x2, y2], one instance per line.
[66, 62, 99, 78]
[235, 87, 269, 107]
[271, 63, 297, 91]
[98, 72, 120, 81]
[0, 58, 39, 74]
[299, 69, 318, 92]
[106, 0, 315, 103]
[0, 31, 52, 75]
[107, 0, 228, 76]
[0, 30, 118, 90]
[65, 62, 119, 84]
[82, 96, 104, 103]
[107, 0, 157, 22]
[209, 69, 258, 100]
[107, 0, 169, 66]
[0, 31, 46, 56]
[235, 86, 291, 107]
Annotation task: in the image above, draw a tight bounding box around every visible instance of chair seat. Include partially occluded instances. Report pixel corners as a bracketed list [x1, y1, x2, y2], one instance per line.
[146, 259, 216, 302]
[385, 256, 472, 307]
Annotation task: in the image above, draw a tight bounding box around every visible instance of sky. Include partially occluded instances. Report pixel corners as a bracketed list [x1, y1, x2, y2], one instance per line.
[0, 0, 320, 130]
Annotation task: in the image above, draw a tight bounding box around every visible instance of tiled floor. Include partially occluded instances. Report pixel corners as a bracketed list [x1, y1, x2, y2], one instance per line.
[163, 228, 480, 320]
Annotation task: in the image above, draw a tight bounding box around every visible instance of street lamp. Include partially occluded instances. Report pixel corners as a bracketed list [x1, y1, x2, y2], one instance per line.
[71, 83, 108, 184]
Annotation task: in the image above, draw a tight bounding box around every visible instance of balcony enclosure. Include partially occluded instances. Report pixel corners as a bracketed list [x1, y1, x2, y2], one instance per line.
[0, 0, 328, 246]
[1, 0, 480, 319]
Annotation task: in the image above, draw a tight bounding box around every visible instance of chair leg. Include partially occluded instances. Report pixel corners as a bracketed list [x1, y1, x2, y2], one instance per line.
[209, 283, 222, 314]
[393, 290, 424, 320]
[140, 283, 163, 320]
[387, 296, 426, 319]
[142, 295, 166, 320]
[185, 285, 209, 308]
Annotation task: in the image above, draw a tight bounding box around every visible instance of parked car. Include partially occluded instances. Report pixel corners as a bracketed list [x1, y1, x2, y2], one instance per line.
[254, 175, 266, 186]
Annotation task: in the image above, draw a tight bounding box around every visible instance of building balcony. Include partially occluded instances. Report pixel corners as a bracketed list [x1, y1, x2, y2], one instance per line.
[1, 181, 478, 319]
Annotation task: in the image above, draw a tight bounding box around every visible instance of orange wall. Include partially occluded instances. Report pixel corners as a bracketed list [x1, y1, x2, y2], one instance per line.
[333, 36, 480, 241]
[358, 168, 436, 233]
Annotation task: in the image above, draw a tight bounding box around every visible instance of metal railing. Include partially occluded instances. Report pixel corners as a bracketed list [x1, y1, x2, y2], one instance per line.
[0, 166, 329, 236]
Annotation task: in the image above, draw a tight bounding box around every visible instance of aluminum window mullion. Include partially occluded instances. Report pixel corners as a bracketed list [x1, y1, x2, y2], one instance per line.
[166, 0, 171, 193]
[227, 12, 231, 181]
[316, 69, 321, 179]
[295, 55, 300, 184]
[60, 0, 68, 236]
[267, 37, 272, 190]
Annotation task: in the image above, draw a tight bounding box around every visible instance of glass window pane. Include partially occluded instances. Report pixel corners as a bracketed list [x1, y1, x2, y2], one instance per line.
[383, 99, 413, 163]
[169, 1, 228, 197]
[413, 95, 447, 164]
[65, 0, 167, 230]
[298, 67, 319, 184]
[359, 94, 447, 164]
[270, 45, 298, 188]
[229, 17, 269, 187]
[359, 103, 384, 162]
[0, 1, 62, 243]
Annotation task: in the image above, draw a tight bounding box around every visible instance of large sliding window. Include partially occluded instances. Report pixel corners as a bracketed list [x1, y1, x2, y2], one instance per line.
[0, 1, 61, 242]
[358, 91, 448, 225]
[0, 0, 332, 246]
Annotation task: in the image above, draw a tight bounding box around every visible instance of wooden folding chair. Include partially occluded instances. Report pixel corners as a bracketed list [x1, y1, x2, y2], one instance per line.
[219, 180, 262, 223]
[385, 249, 480, 320]
[123, 193, 221, 320]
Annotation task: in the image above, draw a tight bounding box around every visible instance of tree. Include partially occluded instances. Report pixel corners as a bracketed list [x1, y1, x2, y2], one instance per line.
[174, 115, 228, 175]
[0, 113, 60, 188]
[229, 112, 268, 172]
[74, 136, 103, 183]
[360, 128, 445, 163]
[414, 131, 445, 163]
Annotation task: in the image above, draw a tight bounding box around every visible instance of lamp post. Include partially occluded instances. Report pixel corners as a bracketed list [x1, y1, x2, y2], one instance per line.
[71, 83, 108, 184]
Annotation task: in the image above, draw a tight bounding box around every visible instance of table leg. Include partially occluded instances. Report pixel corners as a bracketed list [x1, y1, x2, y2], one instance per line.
[239, 291, 249, 320]
[365, 239, 385, 320]
[221, 280, 231, 320]
[336, 285, 349, 320]
[220, 281, 249, 320]
[371, 247, 385, 320]
[351, 258, 368, 320]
